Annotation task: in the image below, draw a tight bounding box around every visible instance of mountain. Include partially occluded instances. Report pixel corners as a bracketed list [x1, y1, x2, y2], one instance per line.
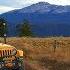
[12, 2, 70, 13]
[0, 2, 70, 37]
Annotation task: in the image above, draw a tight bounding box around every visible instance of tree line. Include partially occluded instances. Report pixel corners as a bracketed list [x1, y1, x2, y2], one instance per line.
[0, 18, 33, 37]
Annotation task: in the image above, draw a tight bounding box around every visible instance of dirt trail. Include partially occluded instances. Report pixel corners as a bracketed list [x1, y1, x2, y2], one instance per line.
[24, 59, 47, 70]
[24, 57, 70, 70]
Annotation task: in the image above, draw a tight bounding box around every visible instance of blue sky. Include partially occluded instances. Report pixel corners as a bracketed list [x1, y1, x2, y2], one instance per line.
[0, 0, 70, 14]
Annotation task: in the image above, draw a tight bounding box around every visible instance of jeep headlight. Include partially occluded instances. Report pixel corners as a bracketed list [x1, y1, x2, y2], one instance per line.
[11, 49, 17, 55]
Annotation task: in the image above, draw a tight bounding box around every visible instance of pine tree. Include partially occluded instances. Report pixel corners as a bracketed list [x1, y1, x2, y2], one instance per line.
[17, 19, 33, 37]
[0, 18, 7, 37]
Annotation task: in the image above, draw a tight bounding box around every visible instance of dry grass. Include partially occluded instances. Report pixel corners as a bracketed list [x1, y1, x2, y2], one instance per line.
[0, 37, 70, 70]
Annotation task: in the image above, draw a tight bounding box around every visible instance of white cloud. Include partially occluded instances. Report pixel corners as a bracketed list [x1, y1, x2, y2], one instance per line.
[15, 0, 38, 7]
[0, 6, 18, 14]
[47, 0, 70, 5]
[15, 0, 70, 7]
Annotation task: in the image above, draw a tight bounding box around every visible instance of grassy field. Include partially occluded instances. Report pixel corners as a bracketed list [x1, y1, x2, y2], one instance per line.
[0, 37, 70, 70]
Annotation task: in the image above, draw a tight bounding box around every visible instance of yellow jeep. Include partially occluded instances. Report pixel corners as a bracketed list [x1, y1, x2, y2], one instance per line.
[0, 43, 24, 70]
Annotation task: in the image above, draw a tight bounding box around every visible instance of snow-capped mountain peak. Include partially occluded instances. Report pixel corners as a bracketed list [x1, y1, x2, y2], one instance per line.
[17, 2, 70, 13]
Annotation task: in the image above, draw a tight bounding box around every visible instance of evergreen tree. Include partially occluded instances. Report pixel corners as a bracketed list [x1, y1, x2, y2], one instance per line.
[17, 19, 33, 37]
[0, 18, 7, 37]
